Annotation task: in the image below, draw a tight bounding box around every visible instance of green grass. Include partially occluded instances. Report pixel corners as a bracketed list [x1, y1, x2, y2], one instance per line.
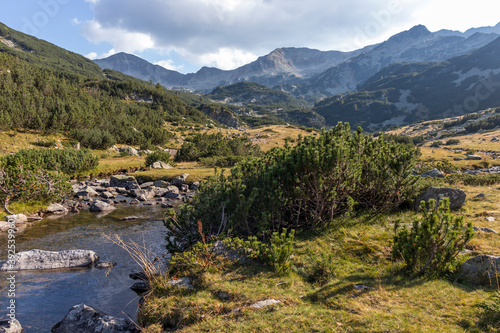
[138, 211, 499, 332]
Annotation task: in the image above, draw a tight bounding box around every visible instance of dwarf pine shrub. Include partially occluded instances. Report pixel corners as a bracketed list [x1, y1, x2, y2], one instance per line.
[392, 198, 474, 275]
[171, 123, 420, 241]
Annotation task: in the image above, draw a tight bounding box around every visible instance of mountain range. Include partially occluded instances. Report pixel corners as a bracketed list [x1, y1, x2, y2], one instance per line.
[95, 24, 500, 99]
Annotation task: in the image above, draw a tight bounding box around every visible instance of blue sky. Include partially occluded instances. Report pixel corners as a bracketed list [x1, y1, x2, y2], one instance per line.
[1, 0, 499, 74]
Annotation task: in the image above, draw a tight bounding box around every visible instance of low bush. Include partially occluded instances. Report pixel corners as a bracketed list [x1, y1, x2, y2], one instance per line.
[392, 198, 474, 276]
[145, 150, 172, 168]
[171, 123, 420, 242]
[2, 148, 99, 174]
[445, 139, 460, 145]
[70, 128, 116, 150]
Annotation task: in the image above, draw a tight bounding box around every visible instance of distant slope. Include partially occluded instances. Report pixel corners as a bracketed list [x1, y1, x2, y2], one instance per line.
[0, 22, 103, 78]
[313, 36, 500, 130]
[206, 82, 325, 128]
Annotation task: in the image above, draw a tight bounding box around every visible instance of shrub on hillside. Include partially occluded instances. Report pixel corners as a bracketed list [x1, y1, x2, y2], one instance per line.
[145, 150, 172, 167]
[70, 128, 116, 150]
[2, 148, 98, 174]
[392, 198, 474, 275]
[169, 123, 420, 244]
[445, 139, 460, 145]
[175, 132, 260, 163]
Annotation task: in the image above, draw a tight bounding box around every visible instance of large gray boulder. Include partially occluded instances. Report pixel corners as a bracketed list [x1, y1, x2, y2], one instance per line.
[150, 161, 172, 169]
[110, 175, 139, 190]
[46, 203, 68, 215]
[0, 319, 23, 333]
[420, 168, 445, 178]
[119, 146, 139, 157]
[51, 304, 138, 333]
[75, 186, 99, 197]
[414, 187, 466, 210]
[129, 189, 155, 200]
[4, 214, 28, 224]
[170, 173, 190, 187]
[0, 249, 99, 271]
[89, 201, 116, 213]
[460, 255, 500, 286]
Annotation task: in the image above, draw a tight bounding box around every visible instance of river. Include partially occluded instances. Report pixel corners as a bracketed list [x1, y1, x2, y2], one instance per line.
[0, 205, 169, 332]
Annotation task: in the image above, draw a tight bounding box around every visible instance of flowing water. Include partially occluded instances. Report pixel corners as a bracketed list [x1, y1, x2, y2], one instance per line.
[0, 205, 169, 332]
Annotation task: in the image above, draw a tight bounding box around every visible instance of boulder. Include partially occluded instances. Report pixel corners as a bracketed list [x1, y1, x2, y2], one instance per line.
[153, 180, 170, 188]
[485, 216, 496, 222]
[250, 299, 281, 309]
[420, 168, 445, 178]
[129, 189, 155, 200]
[150, 161, 172, 169]
[119, 146, 139, 157]
[0, 249, 99, 271]
[130, 281, 150, 293]
[466, 154, 482, 160]
[414, 187, 466, 210]
[170, 173, 190, 187]
[76, 186, 99, 197]
[473, 227, 498, 234]
[120, 216, 139, 221]
[110, 175, 139, 190]
[0, 319, 22, 333]
[89, 201, 116, 213]
[95, 261, 116, 269]
[51, 304, 138, 333]
[139, 182, 154, 189]
[190, 181, 200, 191]
[167, 277, 193, 289]
[4, 214, 28, 224]
[100, 191, 116, 199]
[491, 137, 499, 142]
[46, 203, 69, 215]
[460, 255, 500, 286]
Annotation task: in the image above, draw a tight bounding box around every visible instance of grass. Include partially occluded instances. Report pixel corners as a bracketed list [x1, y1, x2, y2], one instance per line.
[138, 213, 498, 332]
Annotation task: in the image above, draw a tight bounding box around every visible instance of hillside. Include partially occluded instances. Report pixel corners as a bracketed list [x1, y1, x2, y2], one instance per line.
[0, 22, 103, 78]
[313, 36, 500, 130]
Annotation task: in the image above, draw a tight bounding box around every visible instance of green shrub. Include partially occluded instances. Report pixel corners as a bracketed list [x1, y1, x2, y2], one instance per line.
[145, 150, 172, 167]
[198, 156, 245, 167]
[2, 148, 98, 174]
[173, 123, 419, 240]
[430, 140, 443, 147]
[32, 139, 56, 148]
[392, 198, 474, 276]
[445, 139, 460, 145]
[70, 128, 117, 150]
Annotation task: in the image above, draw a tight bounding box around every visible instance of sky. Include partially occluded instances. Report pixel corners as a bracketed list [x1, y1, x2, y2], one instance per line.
[1, 0, 499, 74]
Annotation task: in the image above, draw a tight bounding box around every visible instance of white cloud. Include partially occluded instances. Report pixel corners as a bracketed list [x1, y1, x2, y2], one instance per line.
[190, 48, 258, 70]
[81, 20, 154, 54]
[154, 59, 184, 72]
[85, 49, 117, 60]
[71, 17, 81, 25]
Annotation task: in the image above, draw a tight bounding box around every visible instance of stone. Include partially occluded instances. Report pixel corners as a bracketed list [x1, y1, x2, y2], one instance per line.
[250, 299, 281, 309]
[129, 272, 148, 280]
[139, 182, 154, 189]
[4, 214, 28, 224]
[129, 189, 155, 200]
[0, 221, 10, 232]
[150, 161, 172, 169]
[0, 249, 99, 271]
[473, 227, 498, 234]
[46, 203, 69, 215]
[51, 304, 138, 333]
[414, 187, 466, 210]
[460, 255, 500, 286]
[466, 154, 482, 160]
[130, 281, 150, 293]
[89, 201, 116, 213]
[120, 216, 139, 221]
[100, 191, 116, 199]
[76, 186, 99, 197]
[473, 193, 485, 199]
[0, 319, 23, 333]
[161, 203, 174, 208]
[492, 137, 499, 142]
[485, 217, 496, 222]
[130, 199, 140, 205]
[153, 180, 170, 188]
[119, 146, 139, 157]
[110, 175, 139, 190]
[190, 181, 200, 191]
[170, 173, 190, 187]
[95, 261, 117, 269]
[420, 168, 445, 178]
[167, 277, 193, 289]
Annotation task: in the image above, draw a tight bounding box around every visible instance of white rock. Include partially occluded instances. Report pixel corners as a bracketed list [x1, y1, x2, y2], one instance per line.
[0, 249, 99, 271]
